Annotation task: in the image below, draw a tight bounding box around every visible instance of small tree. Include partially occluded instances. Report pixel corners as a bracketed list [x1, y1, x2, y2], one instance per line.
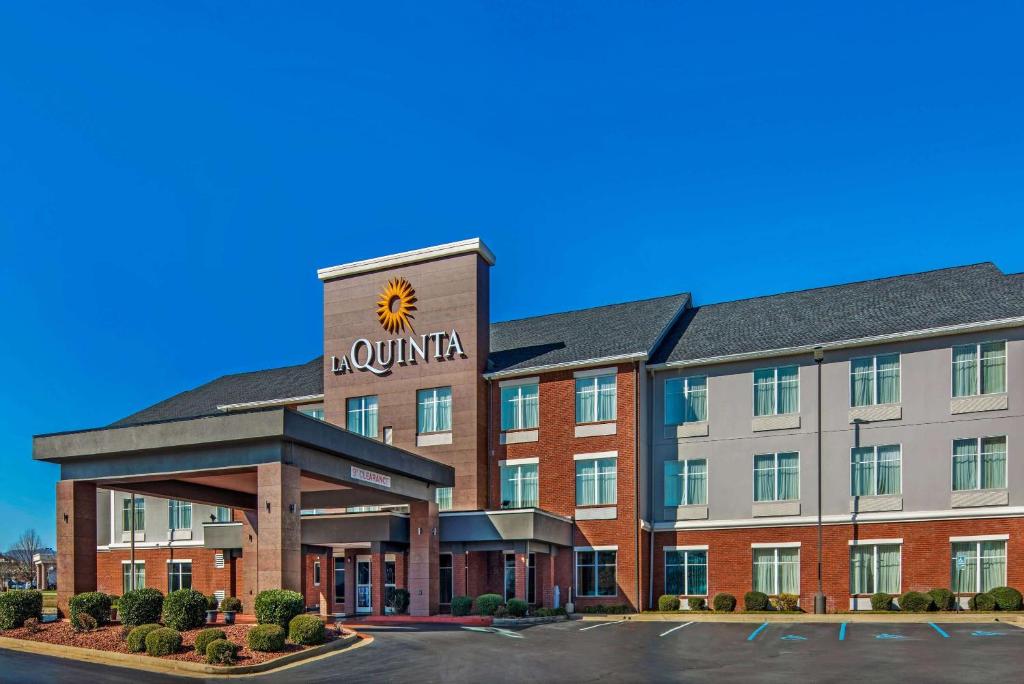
[6, 530, 45, 585]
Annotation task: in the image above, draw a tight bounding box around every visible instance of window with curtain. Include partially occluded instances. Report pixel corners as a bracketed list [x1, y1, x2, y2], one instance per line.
[851, 445, 902, 496]
[952, 436, 1007, 491]
[346, 395, 379, 438]
[501, 383, 539, 431]
[298, 404, 325, 420]
[417, 387, 452, 433]
[121, 497, 145, 532]
[753, 366, 799, 416]
[753, 452, 799, 502]
[576, 374, 617, 423]
[576, 550, 617, 597]
[122, 561, 145, 593]
[575, 457, 617, 506]
[214, 507, 232, 523]
[952, 541, 1006, 593]
[664, 459, 707, 507]
[435, 487, 453, 511]
[849, 544, 900, 594]
[752, 547, 800, 595]
[168, 561, 192, 592]
[664, 376, 708, 424]
[952, 341, 1007, 397]
[850, 354, 901, 407]
[665, 550, 708, 595]
[500, 463, 539, 508]
[168, 500, 192, 529]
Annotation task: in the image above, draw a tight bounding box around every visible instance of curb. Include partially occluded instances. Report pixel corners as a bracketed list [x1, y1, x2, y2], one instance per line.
[578, 612, 1024, 625]
[492, 615, 569, 627]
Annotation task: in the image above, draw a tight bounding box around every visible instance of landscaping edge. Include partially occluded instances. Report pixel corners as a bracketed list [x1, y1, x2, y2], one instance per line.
[578, 612, 1024, 625]
[492, 615, 569, 627]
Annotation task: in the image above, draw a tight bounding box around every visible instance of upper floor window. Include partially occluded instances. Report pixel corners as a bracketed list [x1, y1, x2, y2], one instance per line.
[753, 452, 799, 502]
[952, 341, 1006, 397]
[665, 376, 707, 424]
[753, 367, 798, 416]
[664, 459, 707, 507]
[501, 383, 539, 431]
[952, 436, 1007, 491]
[121, 497, 145, 532]
[168, 500, 192, 530]
[346, 395, 379, 438]
[213, 507, 232, 523]
[417, 387, 452, 434]
[851, 445, 901, 497]
[299, 404, 325, 420]
[575, 374, 616, 424]
[435, 487, 453, 512]
[500, 462, 539, 509]
[850, 354, 900, 407]
[575, 455, 617, 506]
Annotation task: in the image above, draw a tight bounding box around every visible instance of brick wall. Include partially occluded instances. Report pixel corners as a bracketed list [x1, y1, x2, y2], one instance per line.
[97, 547, 234, 599]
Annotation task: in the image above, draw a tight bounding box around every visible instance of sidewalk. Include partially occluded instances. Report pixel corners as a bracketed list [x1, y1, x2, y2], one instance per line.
[579, 612, 1024, 625]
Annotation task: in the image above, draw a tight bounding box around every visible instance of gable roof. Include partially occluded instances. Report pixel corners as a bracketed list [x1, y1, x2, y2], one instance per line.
[651, 262, 1024, 366]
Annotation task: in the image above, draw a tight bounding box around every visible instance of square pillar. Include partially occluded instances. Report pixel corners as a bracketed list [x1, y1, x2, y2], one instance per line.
[256, 462, 303, 593]
[370, 544, 385, 616]
[319, 548, 333, 617]
[344, 549, 356, 615]
[513, 542, 529, 603]
[408, 500, 439, 616]
[56, 480, 97, 617]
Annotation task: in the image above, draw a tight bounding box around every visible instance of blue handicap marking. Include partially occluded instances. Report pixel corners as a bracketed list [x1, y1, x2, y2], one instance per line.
[875, 633, 909, 640]
[971, 630, 1004, 637]
[780, 634, 808, 641]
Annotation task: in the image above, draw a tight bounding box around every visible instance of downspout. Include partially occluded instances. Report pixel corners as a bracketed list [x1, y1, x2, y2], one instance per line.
[647, 365, 655, 610]
[634, 361, 642, 612]
[129, 493, 136, 591]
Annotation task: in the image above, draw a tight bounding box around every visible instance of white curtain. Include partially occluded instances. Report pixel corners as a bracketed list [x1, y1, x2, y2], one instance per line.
[753, 549, 775, 593]
[687, 459, 707, 505]
[877, 545, 900, 593]
[850, 357, 874, 407]
[951, 542, 976, 592]
[876, 354, 900, 404]
[753, 369, 775, 417]
[778, 548, 799, 594]
[952, 439, 977, 491]
[980, 541, 1007, 592]
[980, 342, 1006, 394]
[597, 375, 617, 421]
[777, 366, 799, 414]
[851, 447, 874, 496]
[754, 454, 775, 502]
[952, 344, 978, 397]
[575, 378, 596, 423]
[850, 547, 872, 594]
[876, 445, 901, 496]
[522, 384, 539, 428]
[777, 452, 799, 501]
[981, 437, 1007, 489]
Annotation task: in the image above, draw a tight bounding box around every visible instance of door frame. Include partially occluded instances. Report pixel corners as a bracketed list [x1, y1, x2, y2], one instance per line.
[355, 554, 372, 614]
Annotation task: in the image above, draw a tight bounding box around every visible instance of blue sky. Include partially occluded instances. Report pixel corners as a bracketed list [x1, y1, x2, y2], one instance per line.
[1, 2, 1022, 549]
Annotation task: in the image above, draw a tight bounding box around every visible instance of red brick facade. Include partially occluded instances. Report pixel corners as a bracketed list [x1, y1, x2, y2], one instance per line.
[96, 547, 236, 600]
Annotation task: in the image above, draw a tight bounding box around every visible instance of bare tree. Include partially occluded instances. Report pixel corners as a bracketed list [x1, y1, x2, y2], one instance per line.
[6, 529, 44, 585]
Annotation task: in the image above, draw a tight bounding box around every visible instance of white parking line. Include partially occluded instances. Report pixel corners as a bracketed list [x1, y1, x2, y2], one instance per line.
[658, 621, 695, 637]
[579, 619, 627, 631]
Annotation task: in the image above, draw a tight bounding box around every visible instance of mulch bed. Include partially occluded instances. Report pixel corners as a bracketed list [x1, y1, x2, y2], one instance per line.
[1, 621, 347, 666]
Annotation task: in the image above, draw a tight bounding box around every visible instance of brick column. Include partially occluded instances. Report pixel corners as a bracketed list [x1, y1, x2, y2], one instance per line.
[241, 510, 258, 605]
[56, 480, 97, 617]
[344, 550, 356, 615]
[513, 542, 528, 603]
[319, 547, 333, 617]
[370, 544, 385, 616]
[408, 500, 439, 616]
[256, 463, 302, 593]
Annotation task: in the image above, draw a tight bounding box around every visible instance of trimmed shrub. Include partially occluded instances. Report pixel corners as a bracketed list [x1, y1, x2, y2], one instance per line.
[145, 627, 182, 657]
[494, 605, 509, 618]
[221, 596, 242, 613]
[194, 628, 227, 656]
[870, 593, 893, 611]
[601, 604, 631, 614]
[68, 591, 111, 629]
[206, 595, 219, 611]
[928, 588, 956, 612]
[970, 592, 996, 611]
[899, 591, 933, 613]
[712, 593, 737, 612]
[657, 595, 681, 612]
[989, 586, 1023, 611]
[506, 598, 528, 618]
[206, 639, 241, 665]
[118, 588, 164, 628]
[744, 591, 770, 612]
[388, 588, 410, 614]
[688, 597, 706, 611]
[254, 590, 304, 628]
[127, 623, 163, 653]
[288, 614, 326, 645]
[474, 594, 503, 616]
[0, 589, 43, 629]
[450, 596, 473, 617]
[773, 593, 799, 612]
[162, 589, 208, 631]
[533, 607, 567, 617]
[247, 624, 286, 652]
[75, 612, 98, 631]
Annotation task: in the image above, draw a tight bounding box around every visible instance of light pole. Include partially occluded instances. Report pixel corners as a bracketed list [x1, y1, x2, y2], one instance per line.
[813, 347, 826, 614]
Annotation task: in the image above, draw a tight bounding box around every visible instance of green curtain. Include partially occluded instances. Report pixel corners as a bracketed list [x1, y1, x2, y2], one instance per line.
[777, 452, 799, 500]
[665, 378, 684, 425]
[876, 445, 901, 495]
[685, 376, 707, 422]
[754, 454, 775, 501]
[664, 461, 683, 507]
[851, 447, 874, 496]
[952, 345, 978, 397]
[777, 366, 799, 414]
[980, 542, 1006, 592]
[754, 369, 775, 417]
[752, 549, 775, 593]
[665, 551, 684, 594]
[981, 437, 1007, 489]
[980, 342, 1006, 394]
[877, 545, 900, 593]
[687, 551, 708, 595]
[952, 439, 977, 491]
[951, 543, 977, 592]
[778, 548, 800, 594]
[687, 459, 707, 505]
[876, 354, 900, 404]
[850, 547, 872, 594]
[850, 357, 874, 407]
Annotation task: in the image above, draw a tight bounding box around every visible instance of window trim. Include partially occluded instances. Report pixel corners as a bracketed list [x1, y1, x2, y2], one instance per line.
[313, 559, 321, 586]
[751, 546, 800, 596]
[500, 382, 540, 432]
[345, 395, 379, 439]
[849, 543, 902, 595]
[416, 386, 452, 435]
[849, 353, 902, 407]
[951, 340, 1008, 398]
[850, 444, 903, 497]
[166, 560, 193, 592]
[752, 366, 800, 417]
[574, 547, 618, 598]
[664, 375, 709, 426]
[121, 560, 145, 593]
[664, 548, 708, 596]
[950, 435, 1008, 492]
[664, 458, 708, 507]
[574, 454, 618, 507]
[575, 373, 617, 425]
[752, 451, 800, 503]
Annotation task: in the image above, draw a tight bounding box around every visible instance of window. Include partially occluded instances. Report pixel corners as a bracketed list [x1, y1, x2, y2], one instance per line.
[122, 561, 145, 593]
[850, 544, 900, 594]
[384, 559, 397, 610]
[333, 557, 345, 604]
[850, 354, 900, 406]
[575, 374, 616, 424]
[417, 387, 452, 433]
[952, 540, 1006, 593]
[753, 452, 799, 502]
[500, 462, 539, 508]
[435, 487, 453, 511]
[121, 497, 145, 532]
[501, 383, 539, 431]
[168, 561, 192, 592]
[576, 549, 616, 597]
[665, 550, 707, 595]
[503, 554, 516, 601]
[752, 547, 799, 595]
[952, 437, 1007, 491]
[527, 553, 536, 604]
[953, 341, 1006, 397]
[346, 396, 379, 438]
[213, 507, 232, 523]
[753, 366, 799, 416]
[168, 500, 192, 529]
[664, 459, 707, 507]
[299, 404, 325, 420]
[851, 445, 901, 496]
[665, 376, 708, 424]
[575, 455, 617, 506]
[439, 554, 454, 605]
[313, 560, 321, 586]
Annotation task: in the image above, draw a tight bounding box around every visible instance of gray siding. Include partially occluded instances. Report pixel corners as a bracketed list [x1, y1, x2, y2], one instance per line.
[99, 489, 227, 546]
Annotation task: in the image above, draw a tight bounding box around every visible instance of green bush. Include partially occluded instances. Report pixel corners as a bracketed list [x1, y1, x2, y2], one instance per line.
[657, 595, 681, 611]
[194, 628, 227, 656]
[712, 593, 736, 612]
[388, 588, 410, 614]
[68, 592, 111, 629]
[75, 612, 98, 631]
[773, 593, 799, 612]
[688, 596, 706, 611]
[870, 593, 893, 611]
[899, 591, 933, 612]
[474, 594, 503, 616]
[109, 595, 120, 609]
[600, 604, 631, 614]
[989, 586, 1023, 611]
[127, 624, 162, 653]
[205, 639, 241, 665]
[744, 591, 770, 611]
[288, 614, 326, 645]
[221, 597, 242, 613]
[145, 627, 182, 657]
[162, 589, 208, 631]
[118, 589, 164, 627]
[0, 590, 43, 629]
[254, 590, 304, 628]
[928, 588, 956, 611]
[206, 595, 219, 611]
[450, 596, 473, 616]
[533, 607, 567, 617]
[970, 592, 996, 611]
[247, 624, 286, 652]
[506, 598, 528, 618]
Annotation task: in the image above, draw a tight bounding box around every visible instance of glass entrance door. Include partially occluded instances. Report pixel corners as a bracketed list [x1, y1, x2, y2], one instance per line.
[356, 556, 372, 614]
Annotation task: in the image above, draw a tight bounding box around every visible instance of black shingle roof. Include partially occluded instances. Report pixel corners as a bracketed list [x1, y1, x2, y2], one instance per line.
[651, 263, 1024, 365]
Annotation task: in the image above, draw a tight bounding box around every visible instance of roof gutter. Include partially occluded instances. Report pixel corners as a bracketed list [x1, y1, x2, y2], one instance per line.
[483, 352, 648, 381]
[217, 394, 325, 412]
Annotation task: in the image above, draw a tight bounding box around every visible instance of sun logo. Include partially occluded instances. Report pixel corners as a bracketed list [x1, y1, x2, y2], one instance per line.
[376, 277, 418, 334]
